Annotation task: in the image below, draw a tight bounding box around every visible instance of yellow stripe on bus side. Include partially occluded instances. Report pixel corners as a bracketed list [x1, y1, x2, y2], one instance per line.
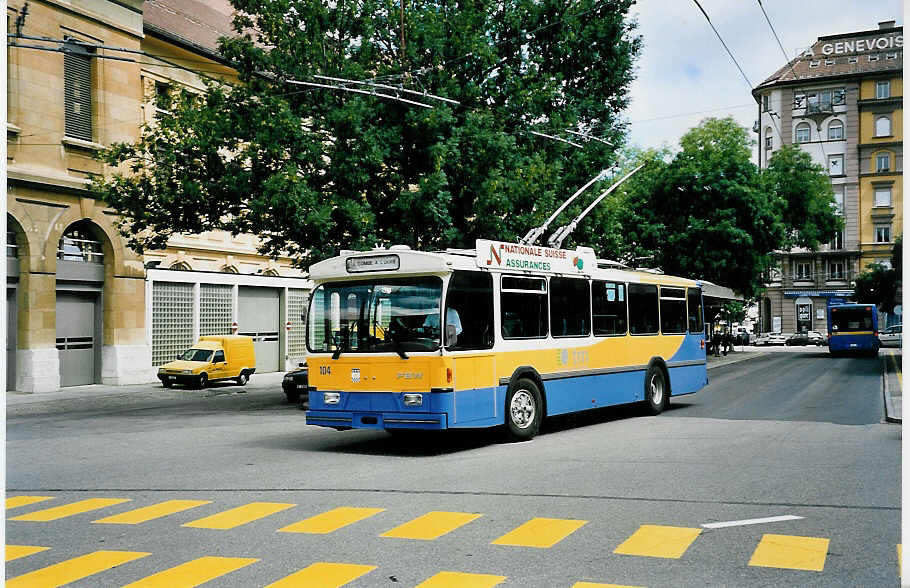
[93, 500, 212, 524]
[415, 571, 507, 588]
[6, 545, 50, 561]
[182, 502, 295, 530]
[122, 556, 259, 587]
[380, 511, 482, 540]
[9, 498, 131, 522]
[6, 550, 150, 588]
[6, 496, 54, 509]
[491, 517, 588, 548]
[279, 507, 385, 534]
[265, 562, 377, 588]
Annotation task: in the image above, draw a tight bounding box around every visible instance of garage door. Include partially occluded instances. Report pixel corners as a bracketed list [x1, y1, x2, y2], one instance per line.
[56, 291, 98, 387]
[238, 286, 280, 373]
[7, 287, 16, 391]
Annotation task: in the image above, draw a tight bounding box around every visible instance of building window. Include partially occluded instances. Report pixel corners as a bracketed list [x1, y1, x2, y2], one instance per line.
[828, 120, 844, 140]
[63, 40, 94, 142]
[876, 153, 891, 172]
[795, 123, 811, 143]
[876, 80, 891, 99]
[874, 187, 892, 207]
[848, 56, 858, 64]
[828, 154, 844, 176]
[765, 128, 772, 150]
[828, 259, 846, 281]
[155, 81, 171, 118]
[829, 230, 843, 250]
[794, 261, 812, 281]
[875, 224, 892, 243]
[57, 223, 103, 263]
[869, 54, 880, 62]
[6, 229, 18, 258]
[762, 94, 770, 112]
[875, 116, 891, 137]
[832, 187, 845, 216]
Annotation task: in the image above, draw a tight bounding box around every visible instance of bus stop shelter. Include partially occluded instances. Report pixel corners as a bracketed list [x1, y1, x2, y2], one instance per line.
[700, 280, 743, 339]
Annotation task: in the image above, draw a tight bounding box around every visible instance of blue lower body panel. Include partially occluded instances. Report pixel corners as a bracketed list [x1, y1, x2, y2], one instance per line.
[829, 335, 878, 353]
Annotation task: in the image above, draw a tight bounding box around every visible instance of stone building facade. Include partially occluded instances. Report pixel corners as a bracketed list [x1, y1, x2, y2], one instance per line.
[6, 0, 309, 392]
[752, 20, 902, 335]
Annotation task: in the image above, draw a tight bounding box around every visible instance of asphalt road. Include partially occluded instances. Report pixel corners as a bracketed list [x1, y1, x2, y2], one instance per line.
[6, 350, 900, 587]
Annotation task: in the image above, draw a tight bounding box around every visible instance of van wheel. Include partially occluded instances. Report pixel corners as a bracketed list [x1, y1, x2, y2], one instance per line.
[645, 365, 668, 415]
[285, 390, 300, 403]
[505, 378, 542, 441]
[236, 371, 249, 386]
[162, 380, 172, 389]
[196, 372, 208, 389]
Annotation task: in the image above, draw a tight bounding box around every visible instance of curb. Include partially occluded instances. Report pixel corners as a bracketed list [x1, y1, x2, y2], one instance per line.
[706, 352, 769, 371]
[882, 352, 901, 423]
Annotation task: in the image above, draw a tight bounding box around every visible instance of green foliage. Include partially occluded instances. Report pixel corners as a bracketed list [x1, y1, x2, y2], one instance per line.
[605, 118, 841, 298]
[853, 234, 902, 313]
[92, 0, 641, 264]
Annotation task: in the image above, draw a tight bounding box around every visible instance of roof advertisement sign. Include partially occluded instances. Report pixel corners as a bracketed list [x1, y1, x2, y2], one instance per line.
[475, 239, 596, 275]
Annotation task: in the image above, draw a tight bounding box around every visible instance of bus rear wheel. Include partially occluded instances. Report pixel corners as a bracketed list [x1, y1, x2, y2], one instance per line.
[645, 365, 668, 415]
[505, 378, 542, 441]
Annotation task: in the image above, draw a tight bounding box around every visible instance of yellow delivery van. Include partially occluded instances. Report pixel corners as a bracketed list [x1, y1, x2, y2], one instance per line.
[157, 335, 256, 389]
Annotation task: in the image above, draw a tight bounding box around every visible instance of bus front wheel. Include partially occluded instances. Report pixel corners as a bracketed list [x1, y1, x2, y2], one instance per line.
[645, 365, 668, 415]
[505, 378, 542, 441]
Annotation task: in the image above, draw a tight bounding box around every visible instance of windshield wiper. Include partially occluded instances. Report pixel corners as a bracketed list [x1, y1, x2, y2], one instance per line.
[385, 326, 409, 360]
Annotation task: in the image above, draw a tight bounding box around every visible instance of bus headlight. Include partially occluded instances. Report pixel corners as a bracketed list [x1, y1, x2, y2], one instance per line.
[323, 392, 341, 405]
[403, 393, 423, 407]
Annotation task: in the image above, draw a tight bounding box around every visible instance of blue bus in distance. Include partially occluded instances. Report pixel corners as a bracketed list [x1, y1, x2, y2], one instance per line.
[827, 303, 879, 356]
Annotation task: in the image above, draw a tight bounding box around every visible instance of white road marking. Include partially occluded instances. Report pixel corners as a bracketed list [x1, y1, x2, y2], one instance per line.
[701, 515, 803, 529]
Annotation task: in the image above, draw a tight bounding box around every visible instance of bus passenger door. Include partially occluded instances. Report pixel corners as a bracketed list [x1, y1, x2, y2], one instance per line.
[452, 355, 496, 425]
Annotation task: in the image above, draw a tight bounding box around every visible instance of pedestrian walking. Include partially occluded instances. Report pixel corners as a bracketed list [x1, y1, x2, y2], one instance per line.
[712, 331, 721, 357]
[722, 331, 730, 356]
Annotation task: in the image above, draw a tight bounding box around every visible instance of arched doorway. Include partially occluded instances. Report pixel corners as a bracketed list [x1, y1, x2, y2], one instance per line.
[56, 220, 105, 387]
[7, 214, 26, 391]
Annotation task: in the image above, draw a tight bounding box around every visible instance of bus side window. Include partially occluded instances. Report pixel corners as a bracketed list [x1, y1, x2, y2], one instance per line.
[550, 277, 590, 338]
[687, 288, 704, 334]
[659, 287, 687, 335]
[593, 280, 627, 336]
[629, 283, 659, 335]
[501, 276, 548, 339]
[445, 271, 494, 350]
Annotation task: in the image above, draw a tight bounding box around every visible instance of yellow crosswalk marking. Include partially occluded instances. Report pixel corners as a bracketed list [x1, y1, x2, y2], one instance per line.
[265, 562, 377, 587]
[6, 550, 150, 587]
[6, 496, 53, 509]
[748, 533, 829, 571]
[182, 502, 295, 529]
[415, 571, 506, 588]
[279, 507, 385, 534]
[491, 517, 588, 548]
[123, 556, 258, 587]
[572, 583, 644, 588]
[93, 500, 211, 524]
[380, 511, 482, 540]
[6, 545, 50, 562]
[613, 524, 701, 559]
[9, 498, 131, 522]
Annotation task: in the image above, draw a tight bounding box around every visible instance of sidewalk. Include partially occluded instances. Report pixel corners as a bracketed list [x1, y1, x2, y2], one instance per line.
[705, 348, 769, 370]
[5, 371, 288, 407]
[882, 348, 902, 423]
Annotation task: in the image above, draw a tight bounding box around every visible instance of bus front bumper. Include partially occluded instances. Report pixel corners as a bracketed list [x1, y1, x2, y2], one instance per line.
[305, 410, 449, 431]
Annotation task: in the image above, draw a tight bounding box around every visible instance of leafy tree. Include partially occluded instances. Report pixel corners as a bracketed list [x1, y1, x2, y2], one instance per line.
[93, 0, 641, 264]
[854, 235, 902, 313]
[605, 118, 841, 298]
[761, 145, 842, 250]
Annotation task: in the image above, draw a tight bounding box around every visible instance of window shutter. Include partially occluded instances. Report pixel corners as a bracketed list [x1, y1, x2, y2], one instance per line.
[64, 45, 93, 141]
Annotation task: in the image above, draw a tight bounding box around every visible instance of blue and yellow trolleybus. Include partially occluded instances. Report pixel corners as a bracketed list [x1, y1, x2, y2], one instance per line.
[827, 303, 879, 356]
[304, 240, 708, 440]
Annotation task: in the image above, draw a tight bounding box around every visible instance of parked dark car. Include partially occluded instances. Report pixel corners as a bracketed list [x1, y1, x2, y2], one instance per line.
[785, 331, 810, 346]
[282, 363, 309, 406]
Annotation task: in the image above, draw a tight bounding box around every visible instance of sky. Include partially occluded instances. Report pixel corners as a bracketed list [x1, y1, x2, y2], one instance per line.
[623, 0, 904, 153]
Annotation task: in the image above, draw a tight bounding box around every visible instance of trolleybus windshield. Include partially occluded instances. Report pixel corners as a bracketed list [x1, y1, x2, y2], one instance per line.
[307, 276, 443, 354]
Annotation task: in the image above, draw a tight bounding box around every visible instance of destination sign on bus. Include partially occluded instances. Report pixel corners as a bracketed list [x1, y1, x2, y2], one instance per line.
[476, 239, 596, 274]
[346, 254, 400, 273]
